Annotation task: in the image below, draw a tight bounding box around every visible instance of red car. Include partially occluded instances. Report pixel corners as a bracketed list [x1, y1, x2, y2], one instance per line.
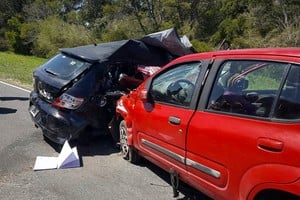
[112, 48, 300, 199]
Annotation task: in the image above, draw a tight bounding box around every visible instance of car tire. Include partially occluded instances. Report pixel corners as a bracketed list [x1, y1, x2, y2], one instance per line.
[119, 120, 140, 163]
[108, 117, 120, 143]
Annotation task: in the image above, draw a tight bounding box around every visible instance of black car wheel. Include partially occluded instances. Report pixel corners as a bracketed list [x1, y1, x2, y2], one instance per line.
[119, 120, 140, 163]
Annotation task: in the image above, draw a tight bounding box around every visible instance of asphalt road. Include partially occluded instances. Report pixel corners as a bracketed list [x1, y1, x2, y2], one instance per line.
[0, 81, 209, 200]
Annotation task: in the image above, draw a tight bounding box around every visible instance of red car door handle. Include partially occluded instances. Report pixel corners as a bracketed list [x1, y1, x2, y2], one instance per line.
[169, 116, 181, 125]
[257, 137, 283, 152]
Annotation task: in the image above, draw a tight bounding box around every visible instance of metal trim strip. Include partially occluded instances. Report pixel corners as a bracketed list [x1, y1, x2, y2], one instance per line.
[186, 158, 221, 179]
[141, 139, 221, 179]
[141, 139, 185, 163]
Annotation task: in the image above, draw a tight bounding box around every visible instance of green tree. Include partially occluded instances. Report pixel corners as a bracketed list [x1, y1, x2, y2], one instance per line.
[31, 16, 93, 58]
[1, 0, 300, 56]
[210, 0, 249, 49]
[5, 16, 32, 54]
[0, 0, 30, 51]
[247, 0, 300, 47]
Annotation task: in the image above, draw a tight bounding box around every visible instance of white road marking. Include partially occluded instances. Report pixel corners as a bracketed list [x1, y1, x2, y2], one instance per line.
[0, 81, 31, 93]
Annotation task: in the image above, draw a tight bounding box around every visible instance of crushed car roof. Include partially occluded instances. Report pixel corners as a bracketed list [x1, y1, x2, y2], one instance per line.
[60, 28, 194, 66]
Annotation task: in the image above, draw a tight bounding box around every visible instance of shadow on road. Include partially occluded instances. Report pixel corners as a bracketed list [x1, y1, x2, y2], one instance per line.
[75, 134, 120, 156]
[83, 135, 212, 199]
[0, 96, 29, 101]
[138, 159, 212, 200]
[43, 134, 119, 169]
[43, 134, 212, 199]
[44, 134, 119, 156]
[0, 96, 29, 114]
[0, 107, 17, 114]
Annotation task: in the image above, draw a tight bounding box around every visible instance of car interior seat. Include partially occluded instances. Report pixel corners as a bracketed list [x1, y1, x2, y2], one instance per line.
[228, 76, 249, 93]
[221, 76, 258, 115]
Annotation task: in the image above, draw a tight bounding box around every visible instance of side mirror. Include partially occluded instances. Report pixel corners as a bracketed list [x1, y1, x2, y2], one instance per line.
[138, 88, 148, 102]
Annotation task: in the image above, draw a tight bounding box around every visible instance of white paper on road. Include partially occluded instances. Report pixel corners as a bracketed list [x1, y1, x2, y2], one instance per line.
[33, 141, 80, 171]
[33, 156, 58, 170]
[57, 142, 80, 169]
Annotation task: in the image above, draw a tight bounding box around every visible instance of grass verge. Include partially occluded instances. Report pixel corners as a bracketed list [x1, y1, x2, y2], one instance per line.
[0, 51, 46, 90]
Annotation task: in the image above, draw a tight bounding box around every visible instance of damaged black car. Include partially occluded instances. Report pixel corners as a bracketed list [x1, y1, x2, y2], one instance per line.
[28, 28, 194, 144]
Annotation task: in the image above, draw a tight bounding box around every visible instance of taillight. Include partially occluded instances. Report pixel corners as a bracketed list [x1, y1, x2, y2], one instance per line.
[51, 93, 84, 109]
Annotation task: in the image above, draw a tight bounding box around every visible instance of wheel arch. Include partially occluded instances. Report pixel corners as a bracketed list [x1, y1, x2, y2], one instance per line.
[238, 164, 300, 200]
[253, 187, 300, 200]
[113, 96, 133, 143]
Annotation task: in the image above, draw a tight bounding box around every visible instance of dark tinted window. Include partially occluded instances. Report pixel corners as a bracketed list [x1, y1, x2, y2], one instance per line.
[42, 54, 91, 79]
[150, 62, 201, 106]
[275, 65, 300, 119]
[208, 60, 288, 117]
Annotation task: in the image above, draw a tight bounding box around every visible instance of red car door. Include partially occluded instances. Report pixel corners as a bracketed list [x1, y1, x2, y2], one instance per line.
[186, 59, 300, 199]
[133, 62, 203, 174]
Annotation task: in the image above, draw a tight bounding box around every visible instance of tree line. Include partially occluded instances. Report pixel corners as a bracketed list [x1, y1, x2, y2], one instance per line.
[0, 0, 299, 58]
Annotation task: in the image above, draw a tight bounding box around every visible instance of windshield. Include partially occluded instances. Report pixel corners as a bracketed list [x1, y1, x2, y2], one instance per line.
[42, 54, 91, 79]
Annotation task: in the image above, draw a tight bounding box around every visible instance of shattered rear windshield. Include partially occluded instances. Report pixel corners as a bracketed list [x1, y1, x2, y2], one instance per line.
[42, 53, 91, 79]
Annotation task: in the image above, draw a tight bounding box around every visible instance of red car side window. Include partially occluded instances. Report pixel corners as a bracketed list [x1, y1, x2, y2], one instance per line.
[150, 62, 201, 107]
[208, 60, 288, 117]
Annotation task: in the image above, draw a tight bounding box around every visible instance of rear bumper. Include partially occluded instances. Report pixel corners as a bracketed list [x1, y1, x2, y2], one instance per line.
[29, 92, 88, 144]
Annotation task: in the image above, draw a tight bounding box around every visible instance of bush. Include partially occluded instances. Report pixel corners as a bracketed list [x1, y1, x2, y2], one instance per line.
[191, 39, 213, 52]
[32, 16, 94, 58]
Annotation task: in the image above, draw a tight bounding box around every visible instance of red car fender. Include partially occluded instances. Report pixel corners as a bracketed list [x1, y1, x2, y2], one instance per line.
[239, 164, 300, 199]
[126, 126, 133, 146]
[123, 106, 133, 145]
[116, 96, 134, 146]
[116, 98, 128, 118]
